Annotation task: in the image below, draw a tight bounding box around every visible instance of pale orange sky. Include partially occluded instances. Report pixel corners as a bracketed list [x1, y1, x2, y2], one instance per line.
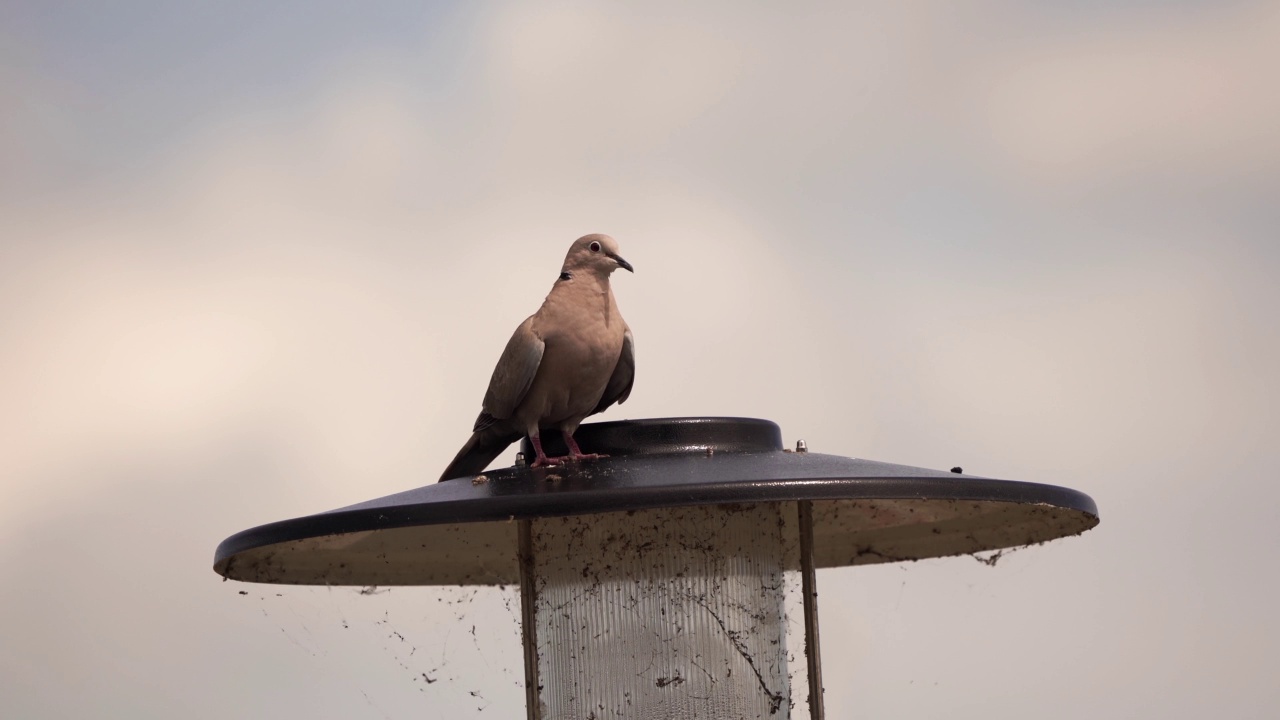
[2, 2, 1278, 717]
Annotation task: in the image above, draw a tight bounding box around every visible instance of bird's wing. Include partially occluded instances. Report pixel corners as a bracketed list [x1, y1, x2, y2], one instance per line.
[475, 317, 544, 431]
[592, 327, 635, 415]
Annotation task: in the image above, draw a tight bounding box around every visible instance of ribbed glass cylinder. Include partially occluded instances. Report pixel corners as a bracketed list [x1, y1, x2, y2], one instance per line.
[528, 503, 804, 719]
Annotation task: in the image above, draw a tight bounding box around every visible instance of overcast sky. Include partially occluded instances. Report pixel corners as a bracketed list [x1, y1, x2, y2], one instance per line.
[2, 1, 1278, 718]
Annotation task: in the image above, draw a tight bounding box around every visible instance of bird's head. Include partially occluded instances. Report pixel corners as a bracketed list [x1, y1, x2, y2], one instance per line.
[562, 234, 634, 278]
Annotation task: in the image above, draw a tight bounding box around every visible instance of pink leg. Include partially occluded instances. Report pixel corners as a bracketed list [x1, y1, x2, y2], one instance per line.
[564, 431, 608, 462]
[528, 434, 564, 468]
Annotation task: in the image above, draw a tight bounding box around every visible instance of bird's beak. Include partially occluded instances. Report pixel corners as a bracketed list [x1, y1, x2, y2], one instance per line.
[607, 252, 634, 273]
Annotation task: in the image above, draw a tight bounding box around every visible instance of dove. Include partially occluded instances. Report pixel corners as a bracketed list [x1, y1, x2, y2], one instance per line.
[439, 234, 635, 481]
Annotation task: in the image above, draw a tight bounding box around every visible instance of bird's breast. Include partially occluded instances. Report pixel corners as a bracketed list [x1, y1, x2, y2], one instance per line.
[520, 322, 623, 425]
[517, 281, 627, 429]
[541, 324, 623, 380]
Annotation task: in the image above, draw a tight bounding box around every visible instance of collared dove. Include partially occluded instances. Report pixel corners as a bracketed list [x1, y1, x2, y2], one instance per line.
[439, 234, 635, 481]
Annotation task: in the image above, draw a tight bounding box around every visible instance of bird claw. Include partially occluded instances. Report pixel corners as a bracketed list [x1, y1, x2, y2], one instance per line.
[529, 452, 608, 469]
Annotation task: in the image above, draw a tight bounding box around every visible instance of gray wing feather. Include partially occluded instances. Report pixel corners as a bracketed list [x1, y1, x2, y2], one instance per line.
[592, 328, 635, 415]
[479, 317, 544, 427]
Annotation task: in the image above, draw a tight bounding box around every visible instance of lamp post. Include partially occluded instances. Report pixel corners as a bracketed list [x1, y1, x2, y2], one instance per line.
[215, 417, 1098, 718]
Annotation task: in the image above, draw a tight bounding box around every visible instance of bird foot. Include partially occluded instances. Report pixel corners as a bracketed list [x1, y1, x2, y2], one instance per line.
[527, 434, 608, 469]
[561, 432, 607, 463]
[529, 452, 608, 468]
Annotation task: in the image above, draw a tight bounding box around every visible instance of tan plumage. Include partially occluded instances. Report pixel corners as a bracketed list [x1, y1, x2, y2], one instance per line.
[439, 234, 635, 481]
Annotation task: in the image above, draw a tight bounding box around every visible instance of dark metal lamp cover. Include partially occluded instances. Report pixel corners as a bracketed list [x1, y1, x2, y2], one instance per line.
[213, 417, 1099, 586]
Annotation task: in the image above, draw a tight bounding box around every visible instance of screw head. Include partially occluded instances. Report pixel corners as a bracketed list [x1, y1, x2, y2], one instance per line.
[515, 453, 527, 468]
[796, 439, 808, 454]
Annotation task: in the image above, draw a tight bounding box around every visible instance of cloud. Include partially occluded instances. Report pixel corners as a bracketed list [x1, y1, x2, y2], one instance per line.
[2, 2, 1279, 718]
[965, 2, 1280, 189]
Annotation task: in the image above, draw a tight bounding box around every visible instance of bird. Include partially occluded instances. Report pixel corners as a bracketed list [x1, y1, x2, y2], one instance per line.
[438, 233, 635, 481]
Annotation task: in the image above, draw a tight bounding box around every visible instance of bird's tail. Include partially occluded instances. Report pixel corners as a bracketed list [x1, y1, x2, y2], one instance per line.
[438, 427, 522, 482]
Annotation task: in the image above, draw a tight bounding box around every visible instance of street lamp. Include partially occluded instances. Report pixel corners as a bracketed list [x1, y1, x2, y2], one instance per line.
[215, 417, 1098, 719]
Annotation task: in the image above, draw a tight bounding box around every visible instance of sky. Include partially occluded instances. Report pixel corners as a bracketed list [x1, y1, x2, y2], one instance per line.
[2, 1, 1278, 717]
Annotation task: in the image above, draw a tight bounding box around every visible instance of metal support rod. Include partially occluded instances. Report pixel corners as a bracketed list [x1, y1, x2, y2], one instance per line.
[799, 501, 826, 719]
[518, 519, 541, 720]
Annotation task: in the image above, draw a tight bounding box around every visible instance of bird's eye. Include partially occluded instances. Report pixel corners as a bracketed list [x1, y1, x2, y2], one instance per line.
[589, 241, 601, 253]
